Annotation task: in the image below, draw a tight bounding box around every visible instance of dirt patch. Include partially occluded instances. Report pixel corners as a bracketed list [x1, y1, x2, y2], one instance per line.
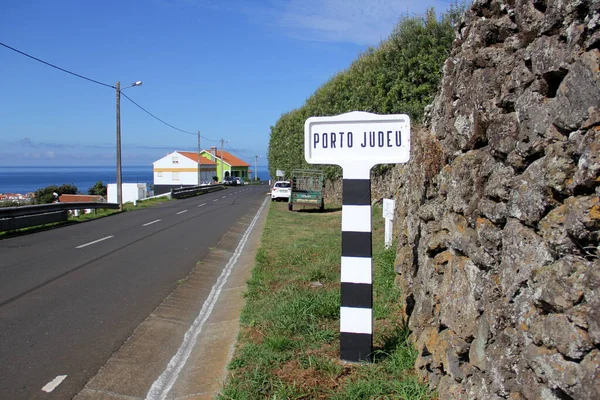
[273, 354, 356, 399]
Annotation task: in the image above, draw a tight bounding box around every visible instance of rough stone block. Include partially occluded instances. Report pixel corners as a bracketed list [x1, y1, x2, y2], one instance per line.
[469, 314, 490, 371]
[500, 220, 554, 299]
[440, 254, 484, 339]
[530, 314, 593, 359]
[526, 345, 600, 399]
[532, 256, 589, 313]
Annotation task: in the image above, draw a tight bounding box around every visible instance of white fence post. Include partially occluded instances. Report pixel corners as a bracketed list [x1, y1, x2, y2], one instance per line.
[382, 199, 395, 249]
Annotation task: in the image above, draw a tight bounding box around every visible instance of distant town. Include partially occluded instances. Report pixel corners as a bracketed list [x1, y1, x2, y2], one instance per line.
[0, 192, 35, 203]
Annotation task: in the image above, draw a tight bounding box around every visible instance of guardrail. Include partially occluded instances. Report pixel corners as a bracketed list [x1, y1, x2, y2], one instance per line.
[0, 202, 119, 231]
[1, 185, 226, 232]
[138, 192, 172, 202]
[171, 184, 225, 199]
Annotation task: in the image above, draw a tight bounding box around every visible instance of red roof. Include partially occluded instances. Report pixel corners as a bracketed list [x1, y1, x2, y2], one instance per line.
[181, 150, 250, 167]
[179, 151, 216, 164]
[213, 150, 250, 167]
[58, 194, 104, 203]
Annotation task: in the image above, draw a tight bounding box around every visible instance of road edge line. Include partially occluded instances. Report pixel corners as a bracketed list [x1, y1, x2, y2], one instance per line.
[146, 196, 269, 400]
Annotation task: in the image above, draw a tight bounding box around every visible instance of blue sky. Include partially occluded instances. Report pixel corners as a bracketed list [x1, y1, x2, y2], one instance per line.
[0, 0, 453, 168]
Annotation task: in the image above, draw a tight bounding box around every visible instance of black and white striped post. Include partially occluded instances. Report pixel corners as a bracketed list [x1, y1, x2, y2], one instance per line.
[304, 111, 410, 362]
[340, 173, 373, 361]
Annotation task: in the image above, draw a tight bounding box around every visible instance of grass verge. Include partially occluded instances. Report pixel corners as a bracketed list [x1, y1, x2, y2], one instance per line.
[70, 196, 172, 221]
[218, 202, 432, 399]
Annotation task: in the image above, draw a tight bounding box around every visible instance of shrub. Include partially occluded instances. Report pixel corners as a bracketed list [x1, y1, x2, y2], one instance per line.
[268, 6, 464, 180]
[34, 184, 78, 204]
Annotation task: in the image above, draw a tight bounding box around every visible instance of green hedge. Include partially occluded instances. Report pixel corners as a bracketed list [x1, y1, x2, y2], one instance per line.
[268, 7, 464, 180]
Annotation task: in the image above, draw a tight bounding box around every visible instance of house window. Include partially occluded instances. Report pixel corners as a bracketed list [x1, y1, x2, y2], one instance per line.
[172, 172, 179, 181]
[172, 156, 179, 164]
[158, 172, 163, 177]
[241, 171, 245, 177]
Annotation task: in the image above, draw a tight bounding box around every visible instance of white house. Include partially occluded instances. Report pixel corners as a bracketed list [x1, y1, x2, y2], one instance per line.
[107, 183, 149, 204]
[153, 151, 217, 195]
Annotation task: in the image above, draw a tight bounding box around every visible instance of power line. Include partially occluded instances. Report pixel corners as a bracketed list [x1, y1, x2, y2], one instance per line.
[200, 135, 220, 143]
[1, 41, 220, 143]
[120, 92, 195, 134]
[0, 41, 115, 89]
[120, 92, 219, 142]
[224, 143, 247, 159]
[225, 143, 256, 162]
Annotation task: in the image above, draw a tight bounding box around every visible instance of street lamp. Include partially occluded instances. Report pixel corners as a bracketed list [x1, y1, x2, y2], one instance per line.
[219, 138, 230, 180]
[116, 80, 142, 209]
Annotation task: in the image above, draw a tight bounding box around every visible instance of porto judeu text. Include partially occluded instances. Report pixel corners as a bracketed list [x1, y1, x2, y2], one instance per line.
[313, 131, 402, 149]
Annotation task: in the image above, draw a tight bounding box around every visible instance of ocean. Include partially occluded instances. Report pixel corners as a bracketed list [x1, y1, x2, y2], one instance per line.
[0, 166, 153, 195]
[0, 165, 272, 195]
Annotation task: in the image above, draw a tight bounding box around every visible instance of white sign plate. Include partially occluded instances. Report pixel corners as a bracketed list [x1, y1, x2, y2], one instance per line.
[276, 169, 285, 177]
[305, 111, 410, 174]
[383, 198, 395, 220]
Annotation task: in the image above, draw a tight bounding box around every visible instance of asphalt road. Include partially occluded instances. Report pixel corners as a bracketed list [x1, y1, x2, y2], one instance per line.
[0, 185, 269, 399]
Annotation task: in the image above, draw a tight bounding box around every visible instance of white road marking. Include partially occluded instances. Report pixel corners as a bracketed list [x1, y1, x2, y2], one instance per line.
[42, 375, 67, 393]
[176, 210, 188, 215]
[143, 219, 161, 226]
[197, 203, 206, 207]
[221, 196, 227, 199]
[213, 199, 218, 202]
[76, 236, 114, 249]
[146, 196, 269, 400]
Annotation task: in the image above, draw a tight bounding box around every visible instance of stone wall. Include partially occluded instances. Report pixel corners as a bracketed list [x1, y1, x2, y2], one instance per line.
[325, 0, 599, 398]
[397, 0, 599, 398]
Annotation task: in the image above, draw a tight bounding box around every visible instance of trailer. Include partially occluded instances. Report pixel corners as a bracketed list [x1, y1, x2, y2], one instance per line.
[288, 169, 325, 211]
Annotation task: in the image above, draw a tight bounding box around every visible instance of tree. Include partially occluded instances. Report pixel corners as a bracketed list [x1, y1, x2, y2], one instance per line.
[88, 181, 107, 197]
[34, 184, 78, 204]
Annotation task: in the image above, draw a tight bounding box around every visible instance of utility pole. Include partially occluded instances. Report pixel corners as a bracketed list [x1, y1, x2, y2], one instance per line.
[116, 81, 122, 209]
[197, 131, 201, 185]
[114, 80, 141, 208]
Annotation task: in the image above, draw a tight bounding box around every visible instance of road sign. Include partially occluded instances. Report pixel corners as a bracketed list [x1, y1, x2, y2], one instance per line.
[276, 169, 285, 177]
[305, 111, 410, 178]
[304, 111, 410, 362]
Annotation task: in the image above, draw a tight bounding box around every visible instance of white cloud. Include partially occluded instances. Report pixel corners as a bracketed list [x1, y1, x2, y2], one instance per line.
[273, 0, 405, 45]
[176, 0, 454, 45]
[261, 0, 453, 45]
